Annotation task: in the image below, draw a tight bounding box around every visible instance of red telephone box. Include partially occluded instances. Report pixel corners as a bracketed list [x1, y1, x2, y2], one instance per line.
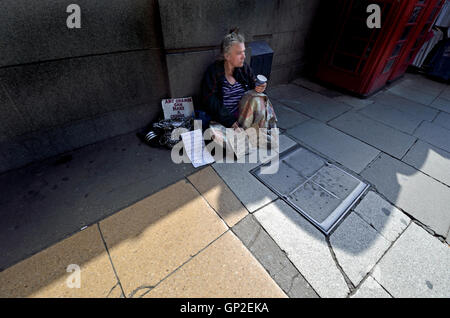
[315, 0, 445, 97]
[388, 0, 445, 82]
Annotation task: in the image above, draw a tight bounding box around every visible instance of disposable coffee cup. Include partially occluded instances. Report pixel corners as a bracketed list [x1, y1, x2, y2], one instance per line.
[255, 74, 267, 86]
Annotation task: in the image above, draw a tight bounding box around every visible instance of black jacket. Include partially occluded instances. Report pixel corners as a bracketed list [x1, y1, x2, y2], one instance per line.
[200, 60, 256, 128]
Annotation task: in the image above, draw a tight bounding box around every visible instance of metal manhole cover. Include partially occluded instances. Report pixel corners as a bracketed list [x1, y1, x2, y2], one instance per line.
[251, 145, 369, 235]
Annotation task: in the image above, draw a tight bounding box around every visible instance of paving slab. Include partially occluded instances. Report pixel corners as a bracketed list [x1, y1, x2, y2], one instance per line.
[282, 146, 326, 178]
[358, 102, 423, 134]
[388, 77, 442, 106]
[271, 99, 310, 130]
[440, 87, 450, 100]
[330, 213, 391, 286]
[187, 167, 248, 227]
[351, 276, 391, 298]
[256, 161, 307, 195]
[287, 119, 380, 173]
[267, 84, 312, 101]
[232, 215, 318, 298]
[354, 191, 411, 242]
[329, 112, 417, 159]
[144, 231, 287, 298]
[232, 215, 288, 276]
[254, 200, 350, 298]
[433, 111, 450, 131]
[99, 180, 228, 297]
[311, 164, 361, 199]
[332, 95, 375, 110]
[372, 222, 450, 298]
[397, 74, 448, 96]
[288, 181, 342, 224]
[272, 261, 320, 298]
[414, 121, 450, 153]
[430, 96, 450, 113]
[373, 92, 438, 121]
[403, 140, 450, 186]
[291, 77, 326, 93]
[212, 162, 278, 213]
[273, 87, 352, 122]
[0, 226, 120, 298]
[212, 134, 297, 213]
[0, 132, 196, 271]
[361, 154, 450, 237]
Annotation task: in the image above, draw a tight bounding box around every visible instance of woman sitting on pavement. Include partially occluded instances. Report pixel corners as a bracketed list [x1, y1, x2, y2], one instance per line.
[200, 29, 277, 148]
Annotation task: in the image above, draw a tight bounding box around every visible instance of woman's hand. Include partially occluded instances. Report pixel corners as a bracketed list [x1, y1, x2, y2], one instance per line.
[255, 83, 267, 94]
[232, 121, 243, 133]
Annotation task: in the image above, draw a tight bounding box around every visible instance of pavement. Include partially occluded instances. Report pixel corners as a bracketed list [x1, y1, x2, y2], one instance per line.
[0, 73, 449, 298]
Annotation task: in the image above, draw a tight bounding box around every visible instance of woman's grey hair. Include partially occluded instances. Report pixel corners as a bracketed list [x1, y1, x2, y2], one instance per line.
[219, 28, 245, 60]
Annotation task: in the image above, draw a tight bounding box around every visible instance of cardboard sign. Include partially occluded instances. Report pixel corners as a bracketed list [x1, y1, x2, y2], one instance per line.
[161, 97, 194, 120]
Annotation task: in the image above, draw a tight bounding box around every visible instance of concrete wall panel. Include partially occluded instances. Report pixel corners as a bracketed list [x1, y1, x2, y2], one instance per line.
[0, 0, 162, 66]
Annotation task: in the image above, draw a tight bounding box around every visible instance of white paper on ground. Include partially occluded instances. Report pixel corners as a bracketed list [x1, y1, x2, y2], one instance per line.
[181, 129, 215, 168]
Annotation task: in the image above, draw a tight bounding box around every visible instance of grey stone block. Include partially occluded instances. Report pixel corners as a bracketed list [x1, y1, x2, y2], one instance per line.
[267, 84, 309, 101]
[388, 79, 440, 106]
[329, 112, 416, 159]
[403, 140, 450, 187]
[430, 97, 450, 113]
[354, 191, 410, 242]
[232, 214, 291, 277]
[232, 215, 260, 247]
[332, 95, 375, 110]
[254, 200, 350, 298]
[287, 119, 380, 173]
[271, 100, 310, 130]
[0, 0, 161, 66]
[282, 146, 325, 178]
[373, 92, 438, 121]
[361, 153, 450, 237]
[291, 77, 325, 93]
[271, 86, 351, 122]
[441, 87, 450, 100]
[397, 74, 448, 96]
[372, 222, 450, 298]
[358, 102, 423, 134]
[1, 50, 167, 133]
[351, 276, 391, 298]
[414, 121, 450, 153]
[433, 111, 450, 131]
[330, 213, 391, 286]
[311, 165, 361, 199]
[272, 262, 319, 298]
[288, 181, 341, 223]
[256, 162, 306, 196]
[232, 214, 319, 298]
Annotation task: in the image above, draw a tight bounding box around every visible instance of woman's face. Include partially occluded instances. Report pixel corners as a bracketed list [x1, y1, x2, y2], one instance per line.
[225, 42, 246, 68]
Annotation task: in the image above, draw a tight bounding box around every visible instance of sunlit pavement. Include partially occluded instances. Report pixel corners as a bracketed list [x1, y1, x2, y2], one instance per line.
[1, 73, 449, 298]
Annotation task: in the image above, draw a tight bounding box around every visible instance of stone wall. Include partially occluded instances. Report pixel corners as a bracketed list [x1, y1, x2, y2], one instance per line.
[159, 0, 322, 98]
[0, 0, 322, 173]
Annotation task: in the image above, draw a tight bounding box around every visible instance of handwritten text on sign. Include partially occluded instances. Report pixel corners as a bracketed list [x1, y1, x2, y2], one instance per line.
[162, 97, 195, 120]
